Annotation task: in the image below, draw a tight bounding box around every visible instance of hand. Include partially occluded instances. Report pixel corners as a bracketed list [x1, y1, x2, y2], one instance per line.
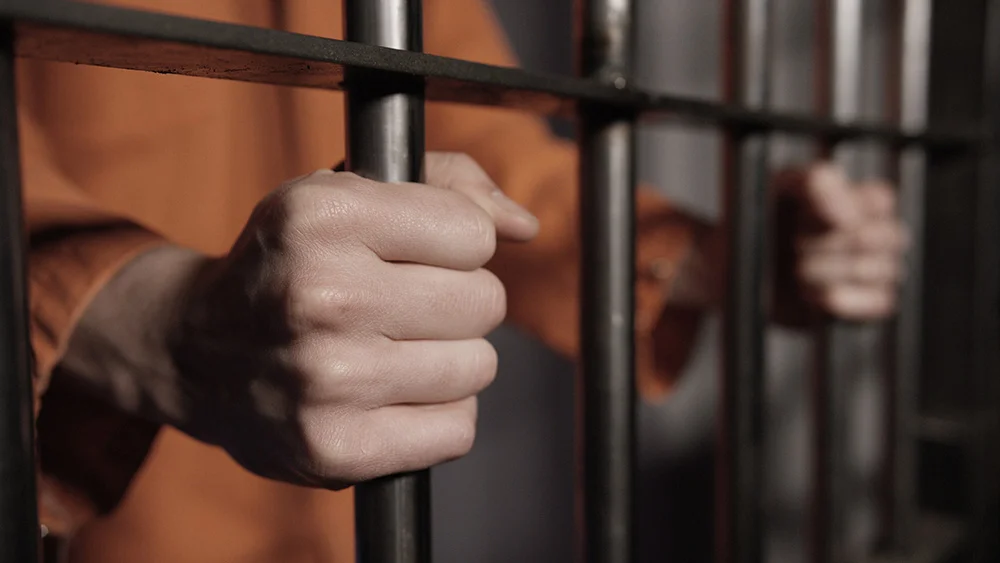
[64, 152, 538, 490]
[774, 163, 910, 324]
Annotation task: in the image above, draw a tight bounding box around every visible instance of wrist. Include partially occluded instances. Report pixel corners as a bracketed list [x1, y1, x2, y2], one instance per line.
[59, 245, 216, 431]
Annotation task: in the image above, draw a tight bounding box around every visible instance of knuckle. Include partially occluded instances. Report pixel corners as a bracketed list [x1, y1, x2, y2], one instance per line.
[292, 282, 371, 329]
[444, 404, 478, 459]
[284, 281, 319, 326]
[292, 343, 361, 404]
[823, 287, 849, 313]
[279, 181, 324, 214]
[317, 285, 365, 324]
[467, 339, 499, 393]
[450, 430, 476, 459]
[470, 208, 498, 261]
[474, 270, 507, 329]
[298, 407, 372, 481]
[331, 433, 385, 482]
[281, 182, 365, 239]
[438, 194, 496, 263]
[424, 188, 497, 264]
[332, 447, 381, 484]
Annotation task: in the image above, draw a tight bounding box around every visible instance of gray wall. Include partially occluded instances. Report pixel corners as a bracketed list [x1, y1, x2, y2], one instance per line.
[432, 2, 893, 562]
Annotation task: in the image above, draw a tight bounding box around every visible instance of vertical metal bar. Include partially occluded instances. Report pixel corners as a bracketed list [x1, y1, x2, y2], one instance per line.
[717, 1, 772, 563]
[881, 0, 931, 552]
[0, 23, 42, 563]
[922, 2, 999, 558]
[343, 2, 429, 563]
[970, 1, 1000, 558]
[576, 0, 636, 562]
[811, 1, 862, 563]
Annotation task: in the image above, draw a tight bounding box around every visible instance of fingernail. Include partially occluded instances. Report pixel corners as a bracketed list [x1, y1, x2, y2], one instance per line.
[491, 189, 538, 224]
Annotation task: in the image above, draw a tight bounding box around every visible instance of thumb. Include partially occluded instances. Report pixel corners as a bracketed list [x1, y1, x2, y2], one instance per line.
[801, 163, 864, 230]
[425, 152, 540, 242]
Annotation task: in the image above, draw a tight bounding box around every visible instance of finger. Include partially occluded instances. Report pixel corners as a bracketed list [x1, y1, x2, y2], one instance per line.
[803, 163, 864, 229]
[302, 338, 498, 407]
[307, 397, 479, 481]
[376, 262, 506, 340]
[376, 339, 497, 405]
[857, 180, 897, 219]
[811, 284, 897, 320]
[364, 398, 479, 476]
[292, 262, 505, 339]
[798, 251, 905, 287]
[279, 171, 499, 271]
[349, 179, 499, 270]
[425, 152, 540, 242]
[797, 220, 911, 254]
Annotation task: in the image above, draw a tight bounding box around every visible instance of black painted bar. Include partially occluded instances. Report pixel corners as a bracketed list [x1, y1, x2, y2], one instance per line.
[811, 1, 859, 562]
[881, 0, 931, 552]
[577, 0, 636, 561]
[0, 23, 40, 563]
[344, 2, 430, 563]
[0, 0, 977, 146]
[920, 3, 1000, 561]
[969, 0, 1000, 558]
[718, 1, 771, 563]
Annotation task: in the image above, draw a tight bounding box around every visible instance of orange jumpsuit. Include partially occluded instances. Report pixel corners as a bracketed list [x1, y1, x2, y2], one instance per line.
[22, 0, 702, 560]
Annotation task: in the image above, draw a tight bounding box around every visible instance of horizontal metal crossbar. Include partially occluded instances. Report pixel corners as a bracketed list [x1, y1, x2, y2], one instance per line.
[0, 0, 984, 148]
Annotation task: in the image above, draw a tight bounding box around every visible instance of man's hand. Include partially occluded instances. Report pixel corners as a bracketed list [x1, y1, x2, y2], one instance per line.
[61, 152, 538, 489]
[775, 163, 910, 323]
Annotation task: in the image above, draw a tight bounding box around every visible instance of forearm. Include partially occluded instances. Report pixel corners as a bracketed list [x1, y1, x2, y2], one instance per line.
[56, 245, 212, 431]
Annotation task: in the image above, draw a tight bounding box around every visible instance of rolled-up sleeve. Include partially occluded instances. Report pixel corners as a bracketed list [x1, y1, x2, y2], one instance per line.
[19, 91, 166, 535]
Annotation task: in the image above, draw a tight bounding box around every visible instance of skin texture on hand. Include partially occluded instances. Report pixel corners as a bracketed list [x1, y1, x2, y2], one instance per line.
[57, 154, 904, 492]
[772, 163, 910, 325]
[59, 152, 539, 490]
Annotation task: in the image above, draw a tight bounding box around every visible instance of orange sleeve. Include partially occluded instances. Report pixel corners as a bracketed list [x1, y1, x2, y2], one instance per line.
[423, 0, 704, 398]
[17, 64, 166, 535]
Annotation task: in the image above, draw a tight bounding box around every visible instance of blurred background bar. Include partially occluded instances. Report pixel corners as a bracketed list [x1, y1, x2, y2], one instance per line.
[718, 1, 772, 563]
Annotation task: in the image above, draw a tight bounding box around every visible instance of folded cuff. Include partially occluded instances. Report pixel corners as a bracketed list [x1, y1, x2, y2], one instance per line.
[28, 224, 166, 535]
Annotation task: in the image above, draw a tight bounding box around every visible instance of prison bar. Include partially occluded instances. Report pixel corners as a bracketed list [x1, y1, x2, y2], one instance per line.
[0, 0, 980, 148]
[0, 20, 40, 563]
[343, 1, 430, 562]
[810, 1, 865, 562]
[881, 0, 932, 553]
[718, 1, 772, 563]
[0, 1, 992, 562]
[576, 0, 637, 561]
[917, 2, 1000, 561]
[968, 1, 1000, 557]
